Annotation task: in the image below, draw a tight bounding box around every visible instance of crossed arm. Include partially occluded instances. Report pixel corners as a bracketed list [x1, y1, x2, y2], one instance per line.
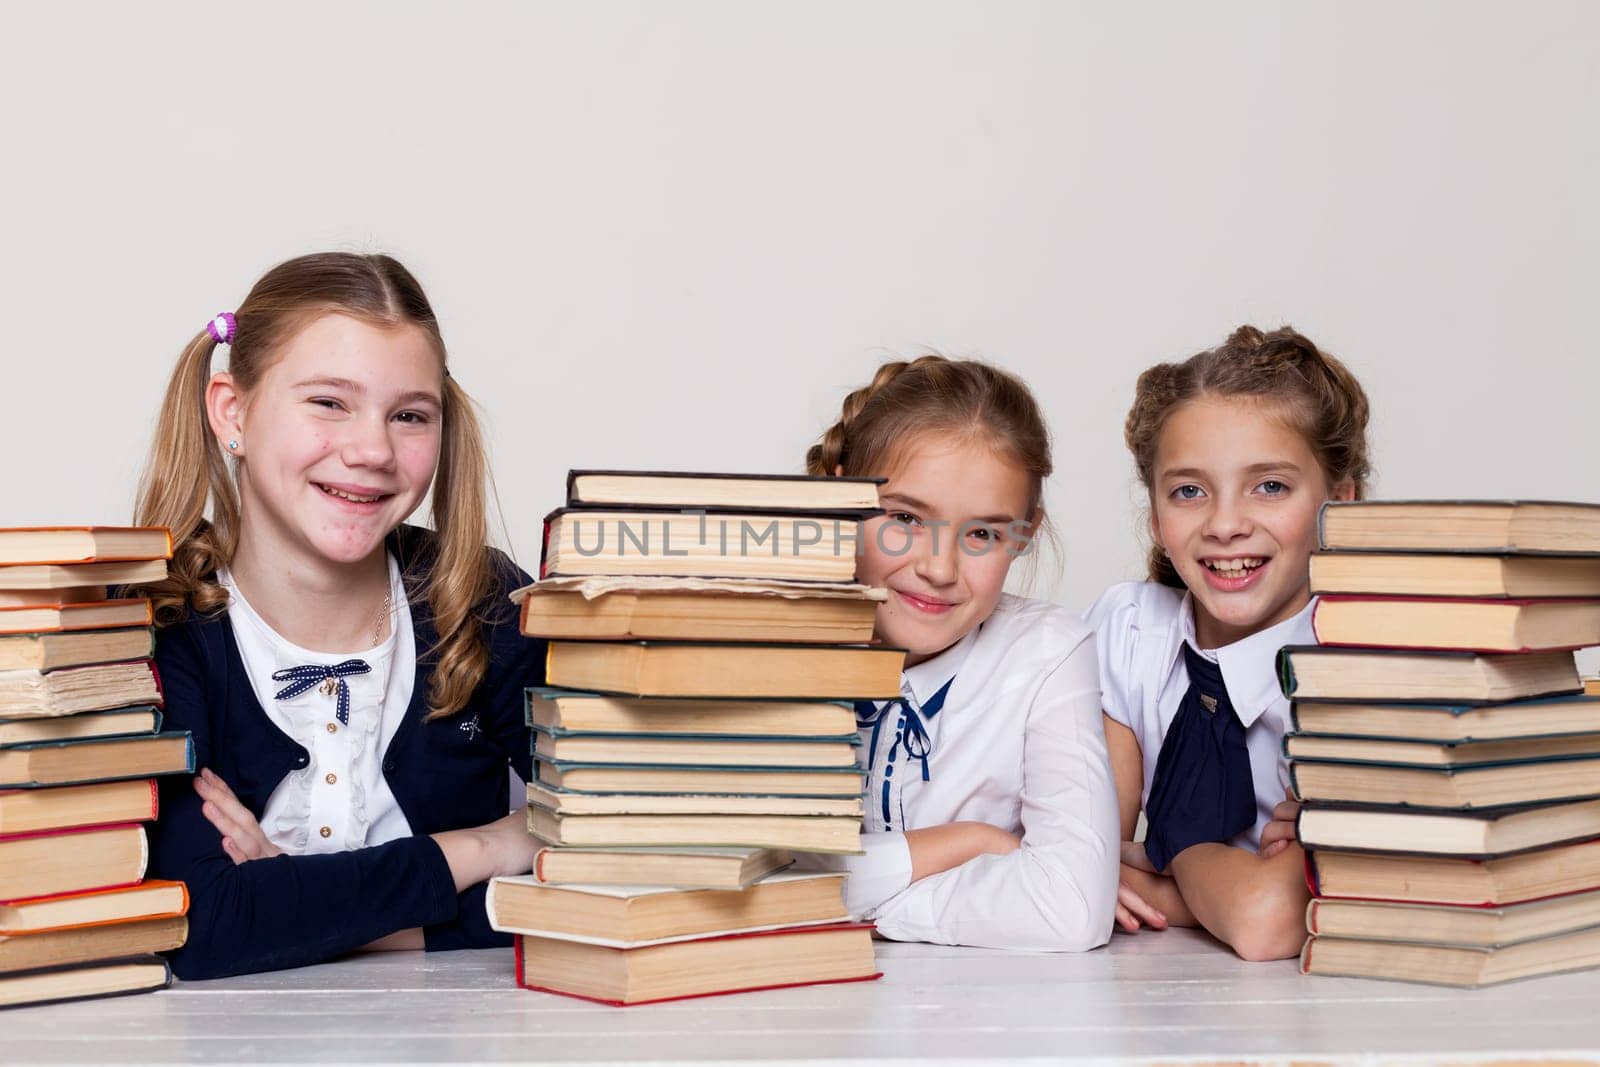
[1103, 714, 1310, 962]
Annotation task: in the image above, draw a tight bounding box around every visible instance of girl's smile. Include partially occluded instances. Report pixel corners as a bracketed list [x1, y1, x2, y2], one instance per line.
[1150, 395, 1353, 649]
[211, 313, 445, 572]
[856, 434, 1035, 667]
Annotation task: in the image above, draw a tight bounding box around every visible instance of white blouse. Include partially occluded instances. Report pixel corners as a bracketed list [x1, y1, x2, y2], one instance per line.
[802, 593, 1120, 952]
[218, 556, 415, 854]
[1084, 580, 1314, 850]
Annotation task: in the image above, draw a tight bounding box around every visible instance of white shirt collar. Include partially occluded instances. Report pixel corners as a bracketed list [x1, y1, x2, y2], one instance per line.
[1179, 592, 1316, 728]
[901, 625, 981, 708]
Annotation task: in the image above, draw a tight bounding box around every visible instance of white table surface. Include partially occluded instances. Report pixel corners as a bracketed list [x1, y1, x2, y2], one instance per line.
[8, 926, 1600, 1065]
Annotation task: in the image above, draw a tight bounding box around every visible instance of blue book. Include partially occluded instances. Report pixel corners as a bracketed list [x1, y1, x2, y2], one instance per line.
[0, 731, 193, 789]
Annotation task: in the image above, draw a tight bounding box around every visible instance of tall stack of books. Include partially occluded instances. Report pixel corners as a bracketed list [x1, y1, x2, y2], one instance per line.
[0, 527, 193, 1009]
[487, 471, 903, 1005]
[1280, 500, 1600, 988]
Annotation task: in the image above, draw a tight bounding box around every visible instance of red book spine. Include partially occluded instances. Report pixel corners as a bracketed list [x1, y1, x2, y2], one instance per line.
[148, 658, 166, 706]
[0, 820, 144, 845]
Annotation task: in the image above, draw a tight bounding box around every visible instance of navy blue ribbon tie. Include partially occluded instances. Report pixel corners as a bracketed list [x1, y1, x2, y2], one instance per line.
[1142, 645, 1257, 873]
[854, 676, 956, 830]
[271, 659, 371, 726]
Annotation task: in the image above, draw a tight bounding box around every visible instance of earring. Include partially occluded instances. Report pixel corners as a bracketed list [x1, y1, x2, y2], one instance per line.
[227, 439, 239, 451]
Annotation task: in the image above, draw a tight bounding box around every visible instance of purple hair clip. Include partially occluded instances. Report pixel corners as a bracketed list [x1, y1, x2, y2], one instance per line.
[206, 312, 238, 345]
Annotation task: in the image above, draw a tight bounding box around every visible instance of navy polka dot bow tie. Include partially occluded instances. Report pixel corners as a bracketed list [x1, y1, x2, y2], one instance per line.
[271, 660, 371, 726]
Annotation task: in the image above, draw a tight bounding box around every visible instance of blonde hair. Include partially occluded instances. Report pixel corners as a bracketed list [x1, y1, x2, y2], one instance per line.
[806, 353, 1053, 517]
[1125, 325, 1373, 588]
[133, 252, 497, 719]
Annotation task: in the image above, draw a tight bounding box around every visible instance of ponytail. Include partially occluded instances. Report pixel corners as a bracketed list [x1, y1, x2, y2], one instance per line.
[129, 252, 503, 719]
[133, 332, 237, 624]
[420, 375, 496, 720]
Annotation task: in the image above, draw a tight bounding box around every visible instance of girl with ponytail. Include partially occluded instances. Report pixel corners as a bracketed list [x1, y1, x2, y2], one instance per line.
[132, 253, 543, 979]
[799, 355, 1119, 951]
[1085, 325, 1372, 961]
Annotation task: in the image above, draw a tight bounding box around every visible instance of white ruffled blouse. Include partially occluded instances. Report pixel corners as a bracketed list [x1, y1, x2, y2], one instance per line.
[217, 555, 415, 855]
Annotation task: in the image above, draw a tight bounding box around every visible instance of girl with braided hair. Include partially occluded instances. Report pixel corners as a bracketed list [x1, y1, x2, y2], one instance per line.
[798, 355, 1120, 951]
[1086, 325, 1373, 960]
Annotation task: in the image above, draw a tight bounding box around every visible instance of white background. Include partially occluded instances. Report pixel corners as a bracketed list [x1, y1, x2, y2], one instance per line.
[1, 1, 1595, 647]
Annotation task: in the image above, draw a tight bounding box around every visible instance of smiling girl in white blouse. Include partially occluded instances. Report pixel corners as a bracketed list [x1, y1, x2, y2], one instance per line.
[800, 355, 1119, 951]
[1086, 325, 1373, 961]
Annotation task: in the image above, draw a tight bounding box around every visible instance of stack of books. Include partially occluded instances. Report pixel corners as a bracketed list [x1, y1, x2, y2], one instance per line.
[488, 471, 903, 1005]
[1281, 500, 1600, 987]
[0, 527, 193, 1009]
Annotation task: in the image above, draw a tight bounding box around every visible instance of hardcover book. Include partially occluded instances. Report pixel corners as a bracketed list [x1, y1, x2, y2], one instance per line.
[528, 781, 864, 818]
[1289, 694, 1600, 743]
[0, 628, 155, 672]
[0, 599, 153, 637]
[541, 509, 865, 583]
[0, 660, 163, 718]
[0, 954, 171, 1010]
[0, 880, 188, 935]
[565, 470, 882, 512]
[486, 871, 847, 944]
[532, 846, 792, 890]
[0, 732, 194, 789]
[537, 760, 866, 797]
[526, 688, 857, 739]
[1317, 500, 1600, 555]
[0, 706, 162, 747]
[1310, 596, 1600, 654]
[1309, 553, 1600, 598]
[545, 641, 904, 700]
[1306, 838, 1600, 905]
[1306, 888, 1600, 948]
[514, 922, 879, 1006]
[0, 587, 108, 610]
[0, 779, 158, 837]
[0, 824, 147, 903]
[532, 729, 859, 769]
[0, 527, 172, 566]
[0, 561, 167, 591]
[1290, 755, 1600, 810]
[0, 914, 187, 975]
[1295, 797, 1600, 858]
[1277, 646, 1580, 704]
[1283, 731, 1600, 768]
[514, 576, 882, 644]
[1301, 925, 1600, 987]
[526, 805, 862, 854]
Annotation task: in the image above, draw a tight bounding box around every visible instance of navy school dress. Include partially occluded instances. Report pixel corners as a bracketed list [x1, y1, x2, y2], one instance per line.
[144, 525, 545, 979]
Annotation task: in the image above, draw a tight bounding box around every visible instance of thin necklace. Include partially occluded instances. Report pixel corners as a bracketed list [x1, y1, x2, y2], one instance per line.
[320, 589, 392, 698]
[371, 589, 393, 647]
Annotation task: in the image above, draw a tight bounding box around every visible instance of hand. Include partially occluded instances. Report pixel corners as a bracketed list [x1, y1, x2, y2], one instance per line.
[1258, 793, 1301, 859]
[1120, 839, 1157, 873]
[195, 768, 283, 864]
[1115, 874, 1169, 933]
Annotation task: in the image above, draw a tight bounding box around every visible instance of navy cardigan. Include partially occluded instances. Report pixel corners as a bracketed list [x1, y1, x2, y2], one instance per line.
[146, 526, 544, 980]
